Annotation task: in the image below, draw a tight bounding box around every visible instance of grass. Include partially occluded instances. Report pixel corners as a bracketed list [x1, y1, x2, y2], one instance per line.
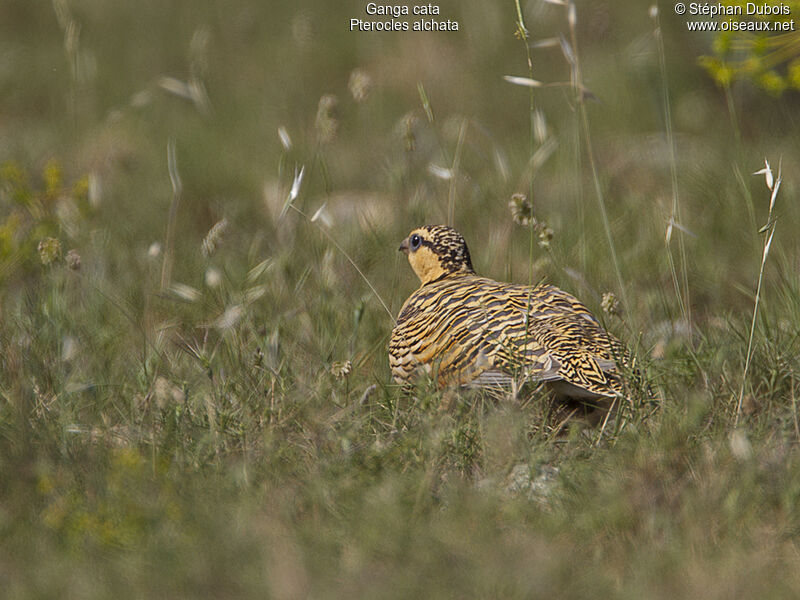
[2, 0, 800, 597]
[737, 159, 782, 426]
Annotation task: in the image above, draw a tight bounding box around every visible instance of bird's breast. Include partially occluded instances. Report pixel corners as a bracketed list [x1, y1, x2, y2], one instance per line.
[389, 277, 504, 385]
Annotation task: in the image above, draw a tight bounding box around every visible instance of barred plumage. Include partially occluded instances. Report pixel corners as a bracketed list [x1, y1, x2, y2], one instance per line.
[389, 225, 632, 398]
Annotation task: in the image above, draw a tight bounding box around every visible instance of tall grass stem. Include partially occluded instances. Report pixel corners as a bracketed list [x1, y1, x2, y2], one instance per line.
[654, 10, 692, 340]
[161, 139, 183, 291]
[736, 160, 781, 426]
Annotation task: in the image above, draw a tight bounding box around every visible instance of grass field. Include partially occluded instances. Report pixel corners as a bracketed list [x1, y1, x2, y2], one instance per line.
[2, 1, 800, 597]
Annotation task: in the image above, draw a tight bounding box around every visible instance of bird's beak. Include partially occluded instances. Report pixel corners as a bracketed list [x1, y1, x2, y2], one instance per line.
[398, 237, 410, 254]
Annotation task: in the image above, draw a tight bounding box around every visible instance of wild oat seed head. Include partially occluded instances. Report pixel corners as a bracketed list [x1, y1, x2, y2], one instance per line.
[509, 193, 533, 227]
[560, 36, 577, 67]
[754, 158, 774, 191]
[38, 237, 61, 265]
[533, 110, 548, 144]
[769, 171, 781, 212]
[568, 2, 577, 28]
[289, 165, 305, 202]
[277, 126, 292, 151]
[348, 68, 372, 103]
[428, 164, 453, 181]
[280, 165, 306, 219]
[503, 75, 543, 88]
[311, 202, 333, 229]
[159, 76, 194, 101]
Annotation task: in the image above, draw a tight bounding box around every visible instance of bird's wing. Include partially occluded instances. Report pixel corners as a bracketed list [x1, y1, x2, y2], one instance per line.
[389, 278, 628, 396]
[478, 283, 625, 396]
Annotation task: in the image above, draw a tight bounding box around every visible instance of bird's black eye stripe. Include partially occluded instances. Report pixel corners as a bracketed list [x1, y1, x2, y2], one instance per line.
[410, 234, 421, 250]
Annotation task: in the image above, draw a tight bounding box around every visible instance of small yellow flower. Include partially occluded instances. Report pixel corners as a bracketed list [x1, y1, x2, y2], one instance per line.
[72, 175, 89, 203]
[789, 58, 800, 90]
[758, 70, 786, 97]
[43, 159, 63, 200]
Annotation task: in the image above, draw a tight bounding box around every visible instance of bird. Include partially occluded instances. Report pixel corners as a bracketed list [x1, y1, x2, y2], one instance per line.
[388, 225, 634, 400]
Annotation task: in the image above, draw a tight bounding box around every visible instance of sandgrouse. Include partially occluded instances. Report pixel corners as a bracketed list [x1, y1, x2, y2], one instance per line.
[388, 225, 632, 399]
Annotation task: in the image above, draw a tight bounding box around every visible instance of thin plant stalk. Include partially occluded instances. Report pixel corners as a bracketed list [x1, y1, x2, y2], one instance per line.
[653, 7, 692, 340]
[513, 0, 541, 358]
[161, 139, 182, 291]
[290, 204, 394, 323]
[793, 374, 800, 441]
[513, 0, 536, 213]
[564, 4, 629, 314]
[417, 83, 462, 225]
[281, 163, 393, 322]
[448, 119, 468, 226]
[736, 160, 781, 426]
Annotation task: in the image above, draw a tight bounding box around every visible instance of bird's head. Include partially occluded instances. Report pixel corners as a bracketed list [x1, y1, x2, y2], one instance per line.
[398, 225, 475, 285]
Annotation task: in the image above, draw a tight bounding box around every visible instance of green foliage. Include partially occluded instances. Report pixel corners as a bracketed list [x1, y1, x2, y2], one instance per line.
[701, 1, 800, 94]
[0, 160, 91, 285]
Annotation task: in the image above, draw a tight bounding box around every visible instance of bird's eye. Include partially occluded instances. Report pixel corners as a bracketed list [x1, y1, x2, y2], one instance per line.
[410, 234, 421, 250]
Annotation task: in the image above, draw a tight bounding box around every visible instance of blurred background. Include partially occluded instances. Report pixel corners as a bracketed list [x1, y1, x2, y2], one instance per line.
[2, 1, 798, 332]
[2, 0, 800, 596]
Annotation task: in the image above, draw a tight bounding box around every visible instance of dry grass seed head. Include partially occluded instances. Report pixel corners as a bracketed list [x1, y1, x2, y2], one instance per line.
[315, 94, 339, 143]
[509, 193, 533, 227]
[348, 69, 372, 102]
